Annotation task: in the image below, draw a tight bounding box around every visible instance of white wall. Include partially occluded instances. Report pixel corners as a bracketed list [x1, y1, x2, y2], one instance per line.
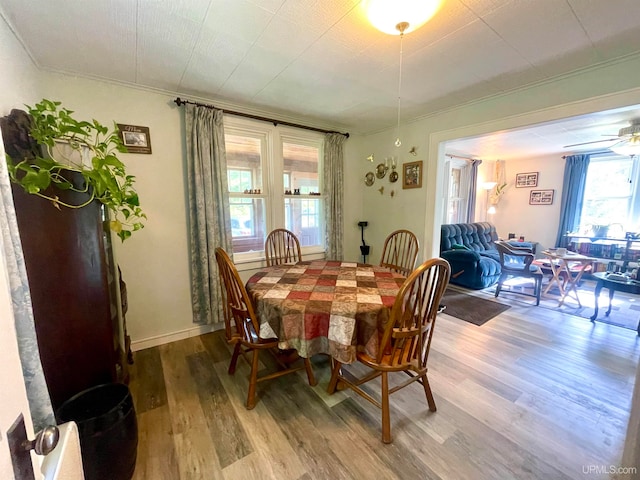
[354, 54, 640, 262]
[0, 14, 39, 111]
[351, 127, 429, 263]
[477, 154, 565, 250]
[37, 75, 206, 348]
[37, 72, 366, 348]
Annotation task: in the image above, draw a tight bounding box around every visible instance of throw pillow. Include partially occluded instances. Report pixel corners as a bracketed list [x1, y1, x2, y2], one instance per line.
[451, 243, 470, 250]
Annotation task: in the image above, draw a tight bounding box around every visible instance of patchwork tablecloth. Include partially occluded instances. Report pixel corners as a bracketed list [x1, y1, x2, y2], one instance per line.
[246, 260, 406, 364]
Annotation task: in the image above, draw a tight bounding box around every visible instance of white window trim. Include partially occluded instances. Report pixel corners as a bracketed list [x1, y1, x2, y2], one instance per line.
[443, 157, 470, 223]
[224, 115, 326, 270]
[583, 154, 640, 228]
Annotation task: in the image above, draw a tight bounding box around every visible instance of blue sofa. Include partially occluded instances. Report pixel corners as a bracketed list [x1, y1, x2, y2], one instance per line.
[440, 222, 502, 289]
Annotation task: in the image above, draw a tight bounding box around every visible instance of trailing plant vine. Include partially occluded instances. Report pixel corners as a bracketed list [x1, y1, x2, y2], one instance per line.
[5, 99, 145, 241]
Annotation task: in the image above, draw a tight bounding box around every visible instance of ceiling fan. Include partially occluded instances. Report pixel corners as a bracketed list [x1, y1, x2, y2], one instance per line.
[563, 120, 640, 156]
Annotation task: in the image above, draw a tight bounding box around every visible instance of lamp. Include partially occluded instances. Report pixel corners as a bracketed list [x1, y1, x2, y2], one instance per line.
[611, 136, 640, 157]
[363, 0, 443, 148]
[482, 181, 497, 221]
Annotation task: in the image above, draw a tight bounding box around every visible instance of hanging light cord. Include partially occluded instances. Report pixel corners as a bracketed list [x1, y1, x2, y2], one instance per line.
[395, 22, 408, 147]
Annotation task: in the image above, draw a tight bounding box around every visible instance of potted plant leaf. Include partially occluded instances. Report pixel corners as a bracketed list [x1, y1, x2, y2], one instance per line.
[2, 99, 145, 241]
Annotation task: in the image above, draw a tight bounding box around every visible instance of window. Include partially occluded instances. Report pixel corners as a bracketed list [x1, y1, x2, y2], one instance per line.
[580, 155, 640, 229]
[444, 158, 470, 223]
[225, 117, 325, 261]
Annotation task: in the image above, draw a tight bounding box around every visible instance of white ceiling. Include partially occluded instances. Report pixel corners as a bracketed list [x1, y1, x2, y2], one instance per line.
[2, 0, 640, 152]
[446, 103, 640, 161]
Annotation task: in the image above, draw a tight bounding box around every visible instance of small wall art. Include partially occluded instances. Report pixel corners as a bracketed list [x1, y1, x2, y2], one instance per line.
[515, 171, 538, 188]
[364, 171, 375, 186]
[117, 124, 152, 154]
[529, 189, 554, 205]
[402, 160, 422, 189]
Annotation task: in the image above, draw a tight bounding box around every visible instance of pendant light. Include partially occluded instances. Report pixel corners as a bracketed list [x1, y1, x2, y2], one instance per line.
[363, 0, 443, 148]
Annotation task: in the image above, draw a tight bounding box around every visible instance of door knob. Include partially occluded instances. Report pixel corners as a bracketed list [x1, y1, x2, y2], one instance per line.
[9, 414, 60, 480]
[25, 425, 60, 456]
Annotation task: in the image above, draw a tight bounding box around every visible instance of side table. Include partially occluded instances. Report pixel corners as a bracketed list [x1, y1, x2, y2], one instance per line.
[590, 272, 640, 335]
[541, 250, 595, 306]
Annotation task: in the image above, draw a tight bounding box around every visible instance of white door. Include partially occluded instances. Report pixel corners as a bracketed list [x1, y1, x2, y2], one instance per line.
[0, 236, 42, 478]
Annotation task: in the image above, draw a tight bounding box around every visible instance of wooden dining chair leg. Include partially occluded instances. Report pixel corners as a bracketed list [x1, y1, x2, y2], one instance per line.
[381, 371, 391, 444]
[228, 342, 242, 374]
[246, 348, 261, 410]
[327, 360, 343, 394]
[422, 374, 437, 412]
[304, 358, 318, 386]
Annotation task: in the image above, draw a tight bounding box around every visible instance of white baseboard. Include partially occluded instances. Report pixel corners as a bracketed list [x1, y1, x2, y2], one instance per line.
[131, 323, 223, 351]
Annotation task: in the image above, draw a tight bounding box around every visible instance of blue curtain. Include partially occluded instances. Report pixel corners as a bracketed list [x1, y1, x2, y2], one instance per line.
[466, 159, 482, 222]
[555, 154, 590, 247]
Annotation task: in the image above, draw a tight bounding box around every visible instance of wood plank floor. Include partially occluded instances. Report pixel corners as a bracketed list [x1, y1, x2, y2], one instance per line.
[129, 300, 640, 479]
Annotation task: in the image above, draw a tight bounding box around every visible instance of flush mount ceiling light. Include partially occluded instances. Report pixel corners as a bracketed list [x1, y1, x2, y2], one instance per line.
[363, 0, 443, 149]
[363, 0, 443, 36]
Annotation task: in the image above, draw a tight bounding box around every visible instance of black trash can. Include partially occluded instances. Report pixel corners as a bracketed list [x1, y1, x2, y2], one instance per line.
[57, 383, 138, 480]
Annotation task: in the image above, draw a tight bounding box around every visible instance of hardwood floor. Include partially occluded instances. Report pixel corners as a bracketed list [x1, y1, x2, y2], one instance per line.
[129, 302, 640, 479]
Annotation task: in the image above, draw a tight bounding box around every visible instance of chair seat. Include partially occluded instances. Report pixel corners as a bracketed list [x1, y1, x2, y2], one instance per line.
[358, 346, 424, 371]
[494, 240, 543, 305]
[215, 247, 316, 410]
[327, 258, 450, 443]
[502, 264, 543, 275]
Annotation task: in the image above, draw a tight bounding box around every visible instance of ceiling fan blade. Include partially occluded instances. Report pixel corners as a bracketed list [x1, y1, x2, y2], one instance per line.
[563, 138, 619, 148]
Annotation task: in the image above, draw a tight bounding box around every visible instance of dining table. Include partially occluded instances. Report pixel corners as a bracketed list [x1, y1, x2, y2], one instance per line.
[245, 260, 407, 364]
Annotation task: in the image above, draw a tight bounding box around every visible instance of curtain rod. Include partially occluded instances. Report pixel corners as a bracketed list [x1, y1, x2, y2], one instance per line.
[561, 150, 612, 158]
[446, 153, 480, 162]
[174, 97, 349, 138]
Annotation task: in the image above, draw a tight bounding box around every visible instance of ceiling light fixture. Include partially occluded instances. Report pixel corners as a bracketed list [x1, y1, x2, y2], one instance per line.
[363, 0, 443, 36]
[364, 0, 442, 149]
[611, 135, 640, 157]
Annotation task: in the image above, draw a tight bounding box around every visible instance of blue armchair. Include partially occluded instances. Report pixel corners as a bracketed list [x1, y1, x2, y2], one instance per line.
[439, 222, 502, 289]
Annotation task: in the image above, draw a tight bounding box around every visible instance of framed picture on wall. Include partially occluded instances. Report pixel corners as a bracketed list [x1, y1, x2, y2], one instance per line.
[117, 123, 152, 154]
[402, 161, 423, 189]
[529, 189, 554, 205]
[515, 172, 538, 188]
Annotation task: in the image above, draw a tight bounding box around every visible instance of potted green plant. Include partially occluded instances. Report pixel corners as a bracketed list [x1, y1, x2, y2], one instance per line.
[4, 99, 145, 241]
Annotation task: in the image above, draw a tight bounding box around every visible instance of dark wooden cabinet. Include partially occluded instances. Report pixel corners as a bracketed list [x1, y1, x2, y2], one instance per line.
[11, 173, 126, 412]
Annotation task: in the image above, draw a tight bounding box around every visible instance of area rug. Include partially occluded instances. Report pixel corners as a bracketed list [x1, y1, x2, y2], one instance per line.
[473, 277, 640, 332]
[440, 288, 511, 326]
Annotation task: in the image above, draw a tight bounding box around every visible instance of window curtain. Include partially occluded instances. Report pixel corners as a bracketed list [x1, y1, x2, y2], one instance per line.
[555, 154, 590, 247]
[466, 159, 482, 222]
[0, 129, 54, 431]
[323, 133, 346, 260]
[185, 104, 232, 325]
